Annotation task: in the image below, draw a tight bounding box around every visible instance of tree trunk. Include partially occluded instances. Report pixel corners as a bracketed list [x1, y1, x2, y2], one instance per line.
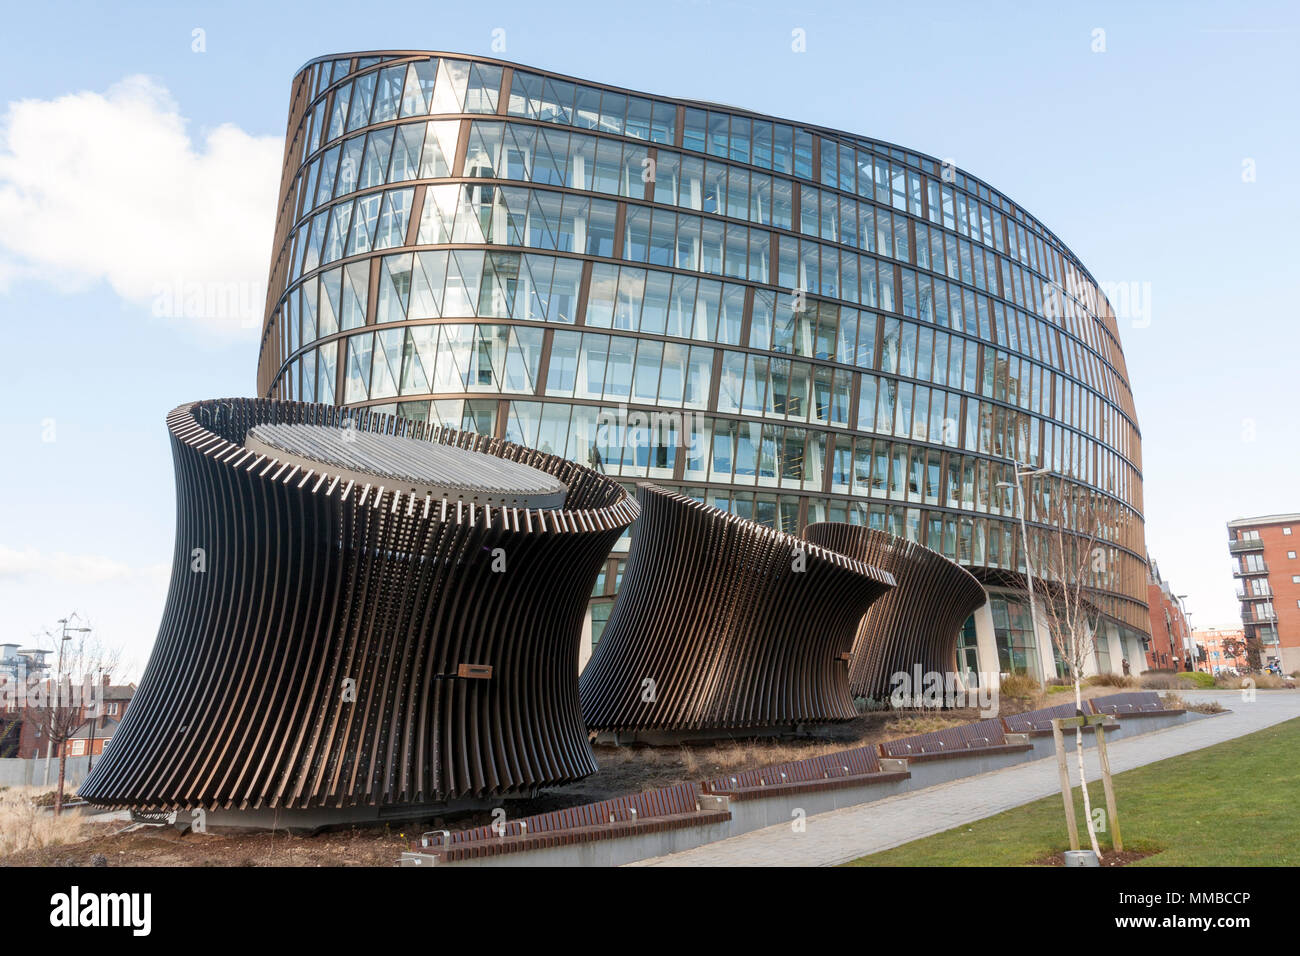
[55, 743, 67, 817]
[1074, 679, 1102, 857]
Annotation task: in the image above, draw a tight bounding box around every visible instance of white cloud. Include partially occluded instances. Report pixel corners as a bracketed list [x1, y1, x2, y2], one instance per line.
[0, 545, 167, 586]
[0, 545, 170, 677]
[0, 75, 281, 334]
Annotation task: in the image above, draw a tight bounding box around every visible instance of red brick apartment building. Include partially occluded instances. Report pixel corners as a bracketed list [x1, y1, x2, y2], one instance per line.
[0, 673, 133, 759]
[1195, 626, 1248, 675]
[1227, 513, 1300, 674]
[1146, 558, 1192, 670]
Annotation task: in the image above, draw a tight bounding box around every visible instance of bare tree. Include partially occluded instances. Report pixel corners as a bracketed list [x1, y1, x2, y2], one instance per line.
[1221, 635, 1251, 672]
[1028, 478, 1112, 859]
[25, 616, 120, 816]
[1243, 635, 1264, 672]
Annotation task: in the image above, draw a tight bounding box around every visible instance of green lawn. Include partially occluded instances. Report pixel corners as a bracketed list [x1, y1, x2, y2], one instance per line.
[846, 716, 1300, 867]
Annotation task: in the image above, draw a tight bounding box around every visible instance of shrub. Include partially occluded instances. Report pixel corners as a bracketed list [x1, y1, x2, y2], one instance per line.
[1186, 671, 1215, 689]
[1141, 673, 1192, 690]
[1188, 700, 1226, 714]
[1000, 674, 1040, 700]
[1089, 673, 1139, 688]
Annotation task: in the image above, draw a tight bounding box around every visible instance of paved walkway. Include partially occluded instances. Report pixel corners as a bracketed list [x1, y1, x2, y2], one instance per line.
[633, 690, 1300, 866]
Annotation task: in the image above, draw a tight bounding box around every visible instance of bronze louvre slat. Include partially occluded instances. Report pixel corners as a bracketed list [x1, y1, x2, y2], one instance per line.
[579, 484, 895, 737]
[802, 522, 988, 701]
[78, 398, 637, 813]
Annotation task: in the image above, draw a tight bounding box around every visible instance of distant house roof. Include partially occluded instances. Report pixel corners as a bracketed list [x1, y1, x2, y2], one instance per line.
[103, 684, 135, 701]
[70, 717, 121, 739]
[1227, 513, 1300, 529]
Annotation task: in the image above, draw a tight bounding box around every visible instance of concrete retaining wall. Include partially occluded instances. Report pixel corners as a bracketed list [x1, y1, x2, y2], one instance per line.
[723, 775, 914, 833]
[400, 816, 736, 867]
[1024, 710, 1197, 760]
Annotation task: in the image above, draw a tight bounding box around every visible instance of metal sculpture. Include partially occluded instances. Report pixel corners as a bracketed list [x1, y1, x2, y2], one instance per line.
[580, 484, 895, 740]
[79, 398, 637, 816]
[802, 522, 987, 701]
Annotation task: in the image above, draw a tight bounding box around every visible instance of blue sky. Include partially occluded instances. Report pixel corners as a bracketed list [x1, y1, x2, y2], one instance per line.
[1, 0, 1296, 674]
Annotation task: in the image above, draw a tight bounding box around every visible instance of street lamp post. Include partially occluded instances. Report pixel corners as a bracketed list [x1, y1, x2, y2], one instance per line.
[47, 616, 91, 787]
[1175, 595, 1195, 672]
[997, 464, 1051, 683]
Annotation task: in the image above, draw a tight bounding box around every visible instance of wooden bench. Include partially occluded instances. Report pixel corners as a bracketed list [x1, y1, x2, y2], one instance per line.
[700, 745, 908, 800]
[878, 717, 1031, 762]
[1087, 691, 1186, 718]
[410, 782, 728, 863]
[1002, 701, 1108, 737]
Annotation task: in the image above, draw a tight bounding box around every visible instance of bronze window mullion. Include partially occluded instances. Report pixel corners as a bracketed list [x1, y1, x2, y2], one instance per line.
[535, 328, 553, 396]
[452, 119, 471, 176]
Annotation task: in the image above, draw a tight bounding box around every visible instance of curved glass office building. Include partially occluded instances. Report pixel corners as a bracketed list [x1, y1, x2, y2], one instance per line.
[257, 51, 1150, 680]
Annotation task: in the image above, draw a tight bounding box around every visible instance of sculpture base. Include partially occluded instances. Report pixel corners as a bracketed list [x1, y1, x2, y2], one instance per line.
[152, 795, 541, 835]
[591, 723, 847, 747]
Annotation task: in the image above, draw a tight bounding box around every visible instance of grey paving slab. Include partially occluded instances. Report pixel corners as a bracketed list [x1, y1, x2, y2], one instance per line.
[632, 690, 1300, 867]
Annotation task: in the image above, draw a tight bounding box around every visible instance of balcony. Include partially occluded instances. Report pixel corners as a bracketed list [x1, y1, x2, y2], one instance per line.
[1236, 587, 1274, 600]
[1243, 612, 1278, 625]
[1228, 537, 1266, 554]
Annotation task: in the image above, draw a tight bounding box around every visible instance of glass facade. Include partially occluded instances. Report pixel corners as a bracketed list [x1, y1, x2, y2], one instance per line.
[956, 617, 980, 684]
[990, 597, 1041, 680]
[258, 52, 1149, 637]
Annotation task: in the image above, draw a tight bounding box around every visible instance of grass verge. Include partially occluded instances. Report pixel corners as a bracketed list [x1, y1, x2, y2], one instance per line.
[845, 716, 1300, 867]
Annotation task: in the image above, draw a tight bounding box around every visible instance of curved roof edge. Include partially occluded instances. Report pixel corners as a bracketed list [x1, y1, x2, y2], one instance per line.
[1228, 513, 1300, 528]
[288, 50, 1106, 292]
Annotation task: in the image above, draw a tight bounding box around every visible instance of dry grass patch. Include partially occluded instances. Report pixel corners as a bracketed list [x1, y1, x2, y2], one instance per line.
[1088, 673, 1140, 688]
[0, 786, 86, 856]
[1217, 673, 1292, 690]
[1140, 672, 1193, 689]
[879, 712, 969, 736]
